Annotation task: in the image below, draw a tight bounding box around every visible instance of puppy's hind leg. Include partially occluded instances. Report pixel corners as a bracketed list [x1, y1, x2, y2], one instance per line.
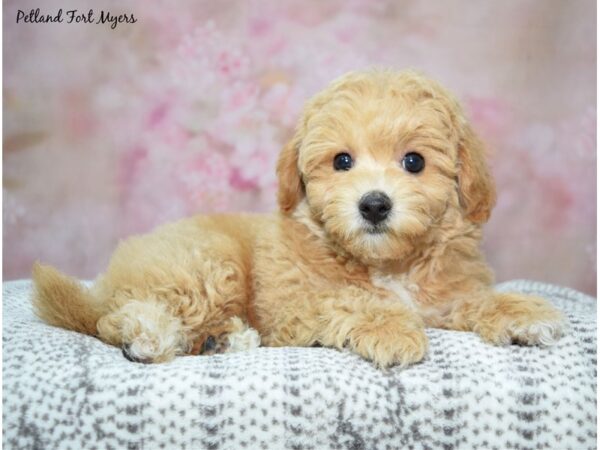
[97, 300, 186, 363]
[224, 317, 261, 352]
[191, 317, 261, 356]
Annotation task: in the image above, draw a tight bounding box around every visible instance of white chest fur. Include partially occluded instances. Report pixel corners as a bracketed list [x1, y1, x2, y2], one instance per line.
[370, 271, 419, 310]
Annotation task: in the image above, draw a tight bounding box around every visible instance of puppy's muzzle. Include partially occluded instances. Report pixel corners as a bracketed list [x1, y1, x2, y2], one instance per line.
[359, 191, 392, 225]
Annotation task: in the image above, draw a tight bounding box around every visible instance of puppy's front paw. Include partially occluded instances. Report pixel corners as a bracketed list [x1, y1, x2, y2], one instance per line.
[474, 293, 566, 346]
[346, 321, 428, 369]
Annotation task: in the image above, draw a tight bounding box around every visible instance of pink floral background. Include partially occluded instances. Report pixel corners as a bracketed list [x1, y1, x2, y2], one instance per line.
[4, 0, 596, 294]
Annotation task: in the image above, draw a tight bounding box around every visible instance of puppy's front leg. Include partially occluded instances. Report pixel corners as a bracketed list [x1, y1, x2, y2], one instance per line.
[445, 290, 566, 346]
[315, 286, 428, 368]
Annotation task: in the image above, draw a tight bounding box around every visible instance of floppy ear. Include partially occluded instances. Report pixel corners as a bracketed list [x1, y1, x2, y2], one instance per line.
[276, 137, 304, 214]
[457, 122, 496, 224]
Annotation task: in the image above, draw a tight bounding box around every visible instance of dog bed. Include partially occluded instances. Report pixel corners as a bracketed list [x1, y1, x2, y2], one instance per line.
[2, 279, 596, 450]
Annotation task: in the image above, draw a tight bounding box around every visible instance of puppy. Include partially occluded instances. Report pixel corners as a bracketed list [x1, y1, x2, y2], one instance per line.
[32, 70, 565, 367]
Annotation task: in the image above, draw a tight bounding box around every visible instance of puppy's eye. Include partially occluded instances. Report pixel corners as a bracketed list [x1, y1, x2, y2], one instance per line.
[402, 152, 425, 173]
[333, 152, 353, 171]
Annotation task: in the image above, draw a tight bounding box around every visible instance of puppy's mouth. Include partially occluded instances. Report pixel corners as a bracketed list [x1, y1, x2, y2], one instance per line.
[363, 224, 389, 235]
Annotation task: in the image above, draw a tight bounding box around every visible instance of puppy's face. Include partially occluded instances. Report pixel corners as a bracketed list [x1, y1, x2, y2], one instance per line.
[278, 71, 495, 262]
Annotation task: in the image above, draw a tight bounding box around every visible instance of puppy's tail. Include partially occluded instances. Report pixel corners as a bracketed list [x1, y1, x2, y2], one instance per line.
[32, 262, 103, 335]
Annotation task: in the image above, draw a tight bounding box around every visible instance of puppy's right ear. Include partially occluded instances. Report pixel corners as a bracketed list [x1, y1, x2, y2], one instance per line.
[276, 137, 304, 214]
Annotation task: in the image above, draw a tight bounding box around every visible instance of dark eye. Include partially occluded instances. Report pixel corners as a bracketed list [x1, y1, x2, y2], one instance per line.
[402, 152, 425, 173]
[333, 152, 353, 171]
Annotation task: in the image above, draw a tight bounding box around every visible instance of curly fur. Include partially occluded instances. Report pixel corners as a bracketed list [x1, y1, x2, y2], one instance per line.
[32, 70, 565, 367]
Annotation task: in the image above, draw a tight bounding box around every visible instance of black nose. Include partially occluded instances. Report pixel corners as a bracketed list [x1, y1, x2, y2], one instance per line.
[358, 191, 392, 225]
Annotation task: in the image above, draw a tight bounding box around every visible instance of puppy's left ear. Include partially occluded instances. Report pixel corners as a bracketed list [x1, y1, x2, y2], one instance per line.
[276, 137, 304, 215]
[457, 122, 496, 224]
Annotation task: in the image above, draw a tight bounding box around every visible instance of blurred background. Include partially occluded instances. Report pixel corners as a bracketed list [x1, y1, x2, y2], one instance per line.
[4, 0, 596, 294]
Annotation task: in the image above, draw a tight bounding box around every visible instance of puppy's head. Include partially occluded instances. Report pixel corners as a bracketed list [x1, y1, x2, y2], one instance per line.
[277, 70, 495, 262]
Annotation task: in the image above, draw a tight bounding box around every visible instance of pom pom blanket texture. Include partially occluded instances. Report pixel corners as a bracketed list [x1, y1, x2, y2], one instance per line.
[2, 279, 596, 449]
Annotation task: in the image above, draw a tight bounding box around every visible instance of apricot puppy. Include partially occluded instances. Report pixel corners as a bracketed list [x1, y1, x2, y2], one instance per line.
[32, 70, 566, 367]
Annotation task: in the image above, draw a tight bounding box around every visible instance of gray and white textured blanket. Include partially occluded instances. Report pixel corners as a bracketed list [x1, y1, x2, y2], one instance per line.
[2, 279, 597, 450]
